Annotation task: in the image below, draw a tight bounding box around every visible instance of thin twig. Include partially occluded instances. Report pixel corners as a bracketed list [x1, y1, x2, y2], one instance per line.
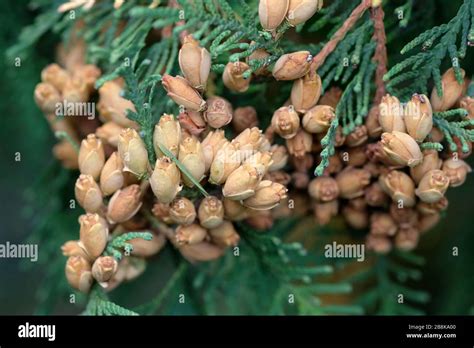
[370, 5, 388, 104]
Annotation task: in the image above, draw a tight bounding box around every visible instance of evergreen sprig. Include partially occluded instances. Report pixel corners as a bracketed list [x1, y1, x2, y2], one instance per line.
[433, 109, 474, 153]
[105, 231, 153, 261]
[83, 286, 138, 316]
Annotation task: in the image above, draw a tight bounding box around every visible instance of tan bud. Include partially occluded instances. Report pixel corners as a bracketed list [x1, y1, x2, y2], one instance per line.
[204, 96, 233, 129]
[243, 180, 288, 210]
[170, 197, 196, 225]
[417, 197, 448, 215]
[395, 226, 419, 251]
[264, 170, 292, 186]
[65, 256, 93, 293]
[78, 134, 105, 180]
[178, 134, 206, 187]
[179, 241, 225, 262]
[370, 212, 397, 236]
[291, 172, 309, 189]
[336, 167, 371, 199]
[259, 0, 289, 30]
[271, 106, 300, 139]
[223, 163, 264, 200]
[34, 82, 62, 113]
[62, 76, 89, 103]
[366, 235, 392, 254]
[323, 154, 343, 175]
[286, 129, 312, 158]
[268, 145, 288, 171]
[404, 94, 433, 142]
[342, 145, 368, 167]
[348, 197, 367, 211]
[378, 94, 406, 133]
[232, 106, 259, 133]
[290, 72, 322, 113]
[232, 127, 265, 155]
[152, 202, 173, 224]
[53, 141, 79, 169]
[273, 51, 312, 81]
[442, 158, 472, 187]
[418, 213, 441, 234]
[175, 224, 207, 245]
[117, 128, 149, 177]
[247, 43, 271, 76]
[345, 125, 368, 147]
[223, 62, 252, 93]
[97, 80, 137, 128]
[415, 169, 449, 203]
[460, 96, 474, 121]
[313, 200, 338, 225]
[390, 203, 418, 226]
[74, 64, 101, 93]
[365, 182, 389, 207]
[287, 0, 323, 26]
[223, 198, 250, 221]
[162, 74, 206, 111]
[209, 221, 240, 247]
[209, 142, 241, 184]
[366, 142, 401, 167]
[92, 256, 118, 283]
[41, 63, 70, 91]
[246, 210, 274, 230]
[178, 110, 206, 136]
[202, 130, 228, 172]
[366, 105, 383, 138]
[379, 170, 416, 208]
[128, 232, 167, 257]
[319, 86, 342, 108]
[61, 240, 90, 260]
[75, 174, 103, 213]
[198, 196, 225, 229]
[107, 185, 143, 223]
[381, 131, 423, 167]
[150, 157, 182, 204]
[96, 122, 123, 147]
[409, 150, 442, 184]
[430, 68, 466, 112]
[100, 152, 124, 196]
[342, 205, 369, 230]
[245, 151, 274, 175]
[178, 35, 211, 90]
[308, 177, 339, 202]
[79, 213, 108, 259]
[153, 114, 182, 158]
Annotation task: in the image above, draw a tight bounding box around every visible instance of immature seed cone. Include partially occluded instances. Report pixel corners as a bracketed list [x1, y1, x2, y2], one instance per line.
[259, 0, 289, 30]
[63, 76, 89, 103]
[178, 35, 211, 91]
[272, 51, 312, 81]
[117, 128, 149, 177]
[96, 122, 123, 147]
[268, 145, 289, 171]
[246, 151, 274, 176]
[410, 150, 442, 184]
[286, 129, 313, 158]
[150, 157, 182, 204]
[232, 106, 259, 133]
[204, 96, 233, 129]
[370, 212, 397, 236]
[287, 0, 323, 26]
[308, 177, 339, 202]
[243, 180, 288, 210]
[202, 130, 228, 172]
[380, 131, 423, 167]
[336, 167, 371, 199]
[404, 93, 433, 142]
[178, 134, 206, 187]
[342, 206, 369, 230]
[100, 152, 124, 196]
[61, 240, 90, 260]
[128, 233, 167, 257]
[418, 213, 441, 234]
[366, 105, 383, 138]
[265, 170, 292, 186]
[365, 182, 390, 208]
[178, 110, 206, 136]
[313, 200, 338, 225]
[162, 74, 206, 111]
[223, 163, 264, 200]
[198, 196, 225, 229]
[34, 83, 62, 113]
[209, 142, 241, 184]
[170, 197, 197, 225]
[65, 256, 93, 293]
[430, 68, 466, 112]
[74, 64, 101, 93]
[460, 97, 474, 121]
[92, 256, 118, 283]
[97, 80, 137, 128]
[79, 213, 108, 259]
[41, 63, 70, 91]
[290, 71, 322, 113]
[442, 159, 472, 187]
[223, 198, 251, 221]
[107, 185, 143, 223]
[417, 197, 448, 215]
[75, 174, 103, 213]
[342, 146, 368, 167]
[378, 94, 406, 133]
[247, 43, 271, 75]
[153, 114, 182, 158]
[390, 203, 418, 226]
[415, 169, 450, 203]
[366, 235, 392, 254]
[223, 62, 252, 92]
[395, 226, 419, 251]
[179, 241, 225, 262]
[78, 134, 105, 180]
[175, 224, 207, 245]
[271, 106, 300, 139]
[379, 170, 416, 208]
[232, 127, 265, 156]
[209, 221, 240, 247]
[345, 126, 368, 147]
[302, 105, 335, 133]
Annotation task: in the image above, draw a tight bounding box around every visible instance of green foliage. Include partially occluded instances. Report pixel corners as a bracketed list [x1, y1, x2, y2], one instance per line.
[106, 232, 153, 261]
[433, 109, 474, 153]
[83, 286, 138, 316]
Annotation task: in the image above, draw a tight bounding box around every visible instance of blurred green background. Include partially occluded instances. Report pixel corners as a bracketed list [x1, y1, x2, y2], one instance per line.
[0, 0, 473, 315]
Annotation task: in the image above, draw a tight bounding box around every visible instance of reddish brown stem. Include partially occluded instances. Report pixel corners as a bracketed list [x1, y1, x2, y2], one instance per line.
[311, 0, 373, 71]
[371, 5, 388, 104]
